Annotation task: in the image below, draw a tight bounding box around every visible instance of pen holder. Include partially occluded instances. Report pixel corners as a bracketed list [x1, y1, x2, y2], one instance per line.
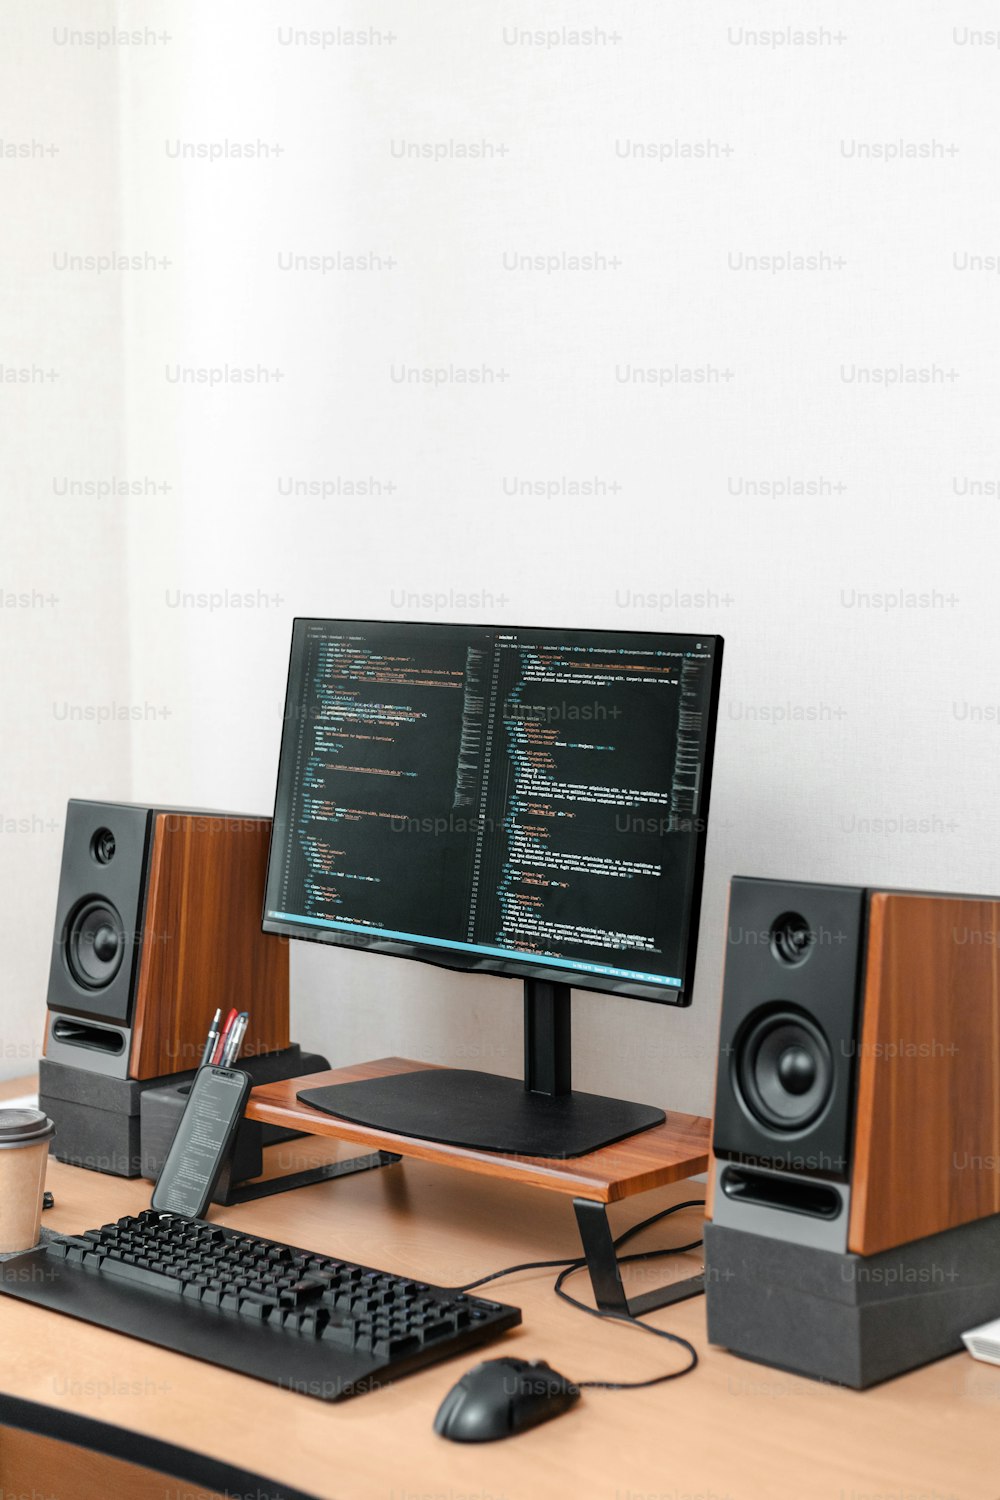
[141, 1079, 262, 1201]
[139, 1043, 330, 1201]
[40, 1042, 329, 1180]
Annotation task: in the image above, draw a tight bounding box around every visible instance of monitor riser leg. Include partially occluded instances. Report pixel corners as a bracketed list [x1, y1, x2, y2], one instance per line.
[573, 1198, 705, 1316]
[218, 1150, 401, 1206]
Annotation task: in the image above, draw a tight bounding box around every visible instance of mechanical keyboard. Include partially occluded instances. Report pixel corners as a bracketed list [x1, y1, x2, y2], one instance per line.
[0, 1210, 521, 1401]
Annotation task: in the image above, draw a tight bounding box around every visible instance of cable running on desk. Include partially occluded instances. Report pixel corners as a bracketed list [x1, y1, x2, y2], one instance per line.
[451, 1198, 705, 1388]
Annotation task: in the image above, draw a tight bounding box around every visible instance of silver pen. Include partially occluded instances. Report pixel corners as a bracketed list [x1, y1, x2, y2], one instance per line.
[219, 1011, 249, 1068]
[199, 1008, 222, 1068]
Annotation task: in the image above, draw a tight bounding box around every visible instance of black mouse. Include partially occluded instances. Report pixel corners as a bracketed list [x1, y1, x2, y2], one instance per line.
[434, 1356, 580, 1442]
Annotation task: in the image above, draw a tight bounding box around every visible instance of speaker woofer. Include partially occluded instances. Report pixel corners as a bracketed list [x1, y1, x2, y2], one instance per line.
[735, 1009, 833, 1132]
[64, 898, 126, 990]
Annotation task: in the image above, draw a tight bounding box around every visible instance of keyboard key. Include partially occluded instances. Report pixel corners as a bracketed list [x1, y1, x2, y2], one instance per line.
[279, 1277, 327, 1307]
[320, 1317, 356, 1348]
[374, 1333, 421, 1358]
[418, 1319, 453, 1342]
[298, 1309, 330, 1338]
[100, 1258, 183, 1295]
[237, 1296, 277, 1322]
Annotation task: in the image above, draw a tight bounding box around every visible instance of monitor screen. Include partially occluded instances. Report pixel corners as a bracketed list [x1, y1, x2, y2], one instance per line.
[264, 619, 723, 1003]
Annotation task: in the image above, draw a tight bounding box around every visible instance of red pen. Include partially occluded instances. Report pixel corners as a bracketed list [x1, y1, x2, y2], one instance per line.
[211, 1008, 239, 1065]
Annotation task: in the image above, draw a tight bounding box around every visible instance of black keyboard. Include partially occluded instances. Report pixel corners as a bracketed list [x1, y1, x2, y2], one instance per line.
[0, 1211, 520, 1401]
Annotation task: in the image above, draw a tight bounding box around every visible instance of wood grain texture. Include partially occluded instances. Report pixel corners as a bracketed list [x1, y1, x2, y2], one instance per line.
[0, 1426, 227, 1500]
[129, 813, 289, 1078]
[0, 1095, 997, 1500]
[246, 1056, 711, 1202]
[848, 891, 1000, 1255]
[703, 875, 731, 1226]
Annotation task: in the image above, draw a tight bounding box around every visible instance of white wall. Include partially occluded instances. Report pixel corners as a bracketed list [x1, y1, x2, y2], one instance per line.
[4, 2, 1000, 1109]
[0, 1, 129, 1078]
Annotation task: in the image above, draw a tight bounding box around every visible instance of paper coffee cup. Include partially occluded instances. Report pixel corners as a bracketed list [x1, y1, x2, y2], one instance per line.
[0, 1109, 55, 1254]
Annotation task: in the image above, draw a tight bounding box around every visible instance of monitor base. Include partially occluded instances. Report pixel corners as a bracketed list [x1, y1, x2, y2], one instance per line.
[297, 1068, 665, 1158]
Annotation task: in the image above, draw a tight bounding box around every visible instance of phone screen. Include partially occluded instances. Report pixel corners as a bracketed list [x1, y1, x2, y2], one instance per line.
[151, 1066, 251, 1218]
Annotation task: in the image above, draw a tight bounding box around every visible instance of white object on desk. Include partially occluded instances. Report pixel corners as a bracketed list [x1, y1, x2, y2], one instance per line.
[962, 1317, 1000, 1364]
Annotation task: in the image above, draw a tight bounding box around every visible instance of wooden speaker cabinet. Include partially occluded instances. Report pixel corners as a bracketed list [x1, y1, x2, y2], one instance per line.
[45, 800, 290, 1080]
[708, 877, 1000, 1255]
[705, 876, 1000, 1386]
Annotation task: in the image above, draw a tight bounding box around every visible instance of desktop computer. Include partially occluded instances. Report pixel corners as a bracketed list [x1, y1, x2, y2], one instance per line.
[0, 617, 723, 1406]
[263, 618, 724, 1156]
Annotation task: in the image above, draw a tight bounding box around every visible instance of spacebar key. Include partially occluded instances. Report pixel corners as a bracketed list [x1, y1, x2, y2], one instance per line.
[99, 1259, 184, 1294]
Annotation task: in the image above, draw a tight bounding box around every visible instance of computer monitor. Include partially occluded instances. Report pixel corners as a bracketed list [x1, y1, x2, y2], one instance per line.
[264, 619, 723, 1157]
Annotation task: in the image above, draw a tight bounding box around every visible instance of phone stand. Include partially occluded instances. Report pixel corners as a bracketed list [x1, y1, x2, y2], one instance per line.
[141, 1047, 400, 1205]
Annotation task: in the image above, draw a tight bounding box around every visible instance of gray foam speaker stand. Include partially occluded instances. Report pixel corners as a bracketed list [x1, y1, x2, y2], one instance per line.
[39, 1059, 154, 1114]
[705, 1215, 1000, 1388]
[39, 1045, 329, 1178]
[55, 1099, 144, 1178]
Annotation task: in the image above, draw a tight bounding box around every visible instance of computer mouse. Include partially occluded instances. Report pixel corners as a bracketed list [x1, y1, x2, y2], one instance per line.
[433, 1356, 580, 1442]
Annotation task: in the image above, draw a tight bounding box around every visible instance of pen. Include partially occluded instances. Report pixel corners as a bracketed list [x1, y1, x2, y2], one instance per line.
[211, 1008, 239, 1066]
[220, 1012, 249, 1068]
[199, 1008, 222, 1068]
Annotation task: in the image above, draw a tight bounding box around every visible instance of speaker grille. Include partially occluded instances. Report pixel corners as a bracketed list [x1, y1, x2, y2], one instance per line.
[64, 898, 126, 990]
[735, 1009, 834, 1132]
[46, 800, 152, 1027]
[712, 878, 866, 1179]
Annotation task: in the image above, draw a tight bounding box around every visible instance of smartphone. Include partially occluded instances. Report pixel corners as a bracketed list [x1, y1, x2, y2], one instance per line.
[151, 1066, 252, 1219]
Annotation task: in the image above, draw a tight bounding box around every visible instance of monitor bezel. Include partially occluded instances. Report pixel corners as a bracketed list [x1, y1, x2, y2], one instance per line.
[262, 617, 724, 1007]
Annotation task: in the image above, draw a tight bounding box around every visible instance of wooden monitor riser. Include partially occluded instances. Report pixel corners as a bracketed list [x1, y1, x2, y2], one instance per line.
[247, 1056, 712, 1316]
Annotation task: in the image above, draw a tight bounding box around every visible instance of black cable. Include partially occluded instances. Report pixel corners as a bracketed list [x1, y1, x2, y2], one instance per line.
[455, 1256, 582, 1293]
[450, 1198, 705, 1390]
[612, 1199, 705, 1253]
[452, 1198, 705, 1292]
[553, 1260, 699, 1389]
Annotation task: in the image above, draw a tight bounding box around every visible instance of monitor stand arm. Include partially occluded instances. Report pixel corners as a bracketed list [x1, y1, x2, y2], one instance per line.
[528, 983, 704, 1311]
[523, 978, 572, 1097]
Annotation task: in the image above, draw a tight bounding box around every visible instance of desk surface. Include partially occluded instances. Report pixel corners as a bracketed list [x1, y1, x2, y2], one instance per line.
[2, 1077, 999, 1500]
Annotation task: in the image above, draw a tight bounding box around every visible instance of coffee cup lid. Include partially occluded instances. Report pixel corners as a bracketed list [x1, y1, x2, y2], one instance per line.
[0, 1108, 55, 1145]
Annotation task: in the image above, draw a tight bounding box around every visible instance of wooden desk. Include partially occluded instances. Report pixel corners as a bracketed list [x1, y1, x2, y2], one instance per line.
[1, 1077, 999, 1500]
